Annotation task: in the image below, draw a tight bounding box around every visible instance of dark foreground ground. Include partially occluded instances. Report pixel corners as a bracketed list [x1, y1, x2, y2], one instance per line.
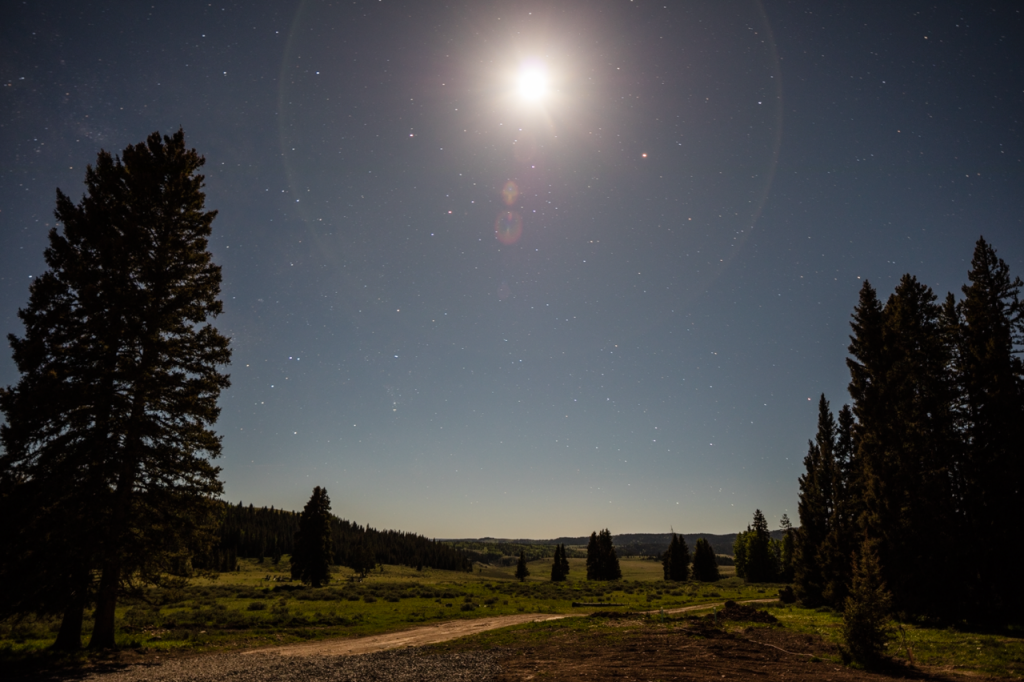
[7, 605, 1013, 681]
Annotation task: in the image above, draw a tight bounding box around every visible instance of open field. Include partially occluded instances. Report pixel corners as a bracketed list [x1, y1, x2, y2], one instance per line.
[0, 556, 761, 657]
[1, 557, 1020, 679]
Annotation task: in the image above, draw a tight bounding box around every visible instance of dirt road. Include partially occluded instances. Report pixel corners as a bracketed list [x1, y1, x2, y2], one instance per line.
[245, 599, 776, 658]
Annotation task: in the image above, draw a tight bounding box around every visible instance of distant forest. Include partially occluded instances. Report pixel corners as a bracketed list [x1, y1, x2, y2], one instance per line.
[200, 501, 472, 573]
[449, 532, 783, 566]
[202, 507, 757, 572]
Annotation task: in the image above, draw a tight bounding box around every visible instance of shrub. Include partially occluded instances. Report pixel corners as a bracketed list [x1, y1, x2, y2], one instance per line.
[842, 548, 892, 668]
[363, 595, 377, 603]
[247, 602, 268, 611]
[460, 603, 477, 611]
[122, 606, 160, 631]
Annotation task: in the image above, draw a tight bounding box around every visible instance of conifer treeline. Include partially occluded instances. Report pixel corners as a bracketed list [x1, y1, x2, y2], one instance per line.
[205, 501, 472, 572]
[795, 238, 1022, 622]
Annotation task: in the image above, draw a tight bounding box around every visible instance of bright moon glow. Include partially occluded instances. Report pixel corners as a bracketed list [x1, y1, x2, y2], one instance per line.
[517, 65, 548, 101]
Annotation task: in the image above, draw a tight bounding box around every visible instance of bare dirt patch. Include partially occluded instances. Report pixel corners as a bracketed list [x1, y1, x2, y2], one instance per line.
[489, 619, 1006, 682]
[245, 613, 569, 657]
[244, 599, 775, 658]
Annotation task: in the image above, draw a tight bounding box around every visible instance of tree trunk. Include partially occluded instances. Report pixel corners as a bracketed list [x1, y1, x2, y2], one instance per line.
[89, 561, 120, 649]
[52, 584, 86, 651]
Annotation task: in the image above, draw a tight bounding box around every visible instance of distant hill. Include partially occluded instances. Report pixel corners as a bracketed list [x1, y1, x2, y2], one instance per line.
[456, 531, 789, 561]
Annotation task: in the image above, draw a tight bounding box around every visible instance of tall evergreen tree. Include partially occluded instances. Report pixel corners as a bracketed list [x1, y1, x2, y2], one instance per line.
[291, 487, 333, 587]
[743, 510, 775, 583]
[550, 544, 570, 582]
[550, 545, 564, 581]
[586, 529, 621, 580]
[516, 550, 530, 582]
[600, 529, 622, 580]
[0, 130, 230, 649]
[950, 237, 1024, 617]
[820, 404, 859, 607]
[794, 395, 836, 604]
[691, 537, 720, 582]
[852, 276, 958, 616]
[662, 533, 690, 581]
[732, 527, 750, 580]
[585, 532, 600, 580]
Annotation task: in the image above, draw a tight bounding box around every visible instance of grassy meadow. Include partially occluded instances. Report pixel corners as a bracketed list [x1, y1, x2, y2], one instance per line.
[0, 556, 752, 656]
[1, 556, 1020, 679]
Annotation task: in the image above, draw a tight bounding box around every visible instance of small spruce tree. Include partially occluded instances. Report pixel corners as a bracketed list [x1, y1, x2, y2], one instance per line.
[291, 487, 333, 587]
[662, 533, 690, 581]
[692, 538, 720, 582]
[550, 544, 569, 582]
[515, 550, 530, 582]
[733, 528, 750, 580]
[842, 544, 892, 668]
[585, 532, 600, 580]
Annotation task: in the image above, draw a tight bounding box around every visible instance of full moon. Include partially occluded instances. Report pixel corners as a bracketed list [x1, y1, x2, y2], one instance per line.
[517, 65, 548, 102]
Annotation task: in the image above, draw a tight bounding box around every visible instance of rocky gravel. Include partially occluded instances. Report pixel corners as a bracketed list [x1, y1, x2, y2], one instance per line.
[79, 648, 504, 682]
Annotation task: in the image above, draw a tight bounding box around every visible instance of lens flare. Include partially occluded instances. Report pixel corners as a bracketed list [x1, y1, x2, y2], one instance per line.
[501, 180, 520, 206]
[495, 211, 523, 245]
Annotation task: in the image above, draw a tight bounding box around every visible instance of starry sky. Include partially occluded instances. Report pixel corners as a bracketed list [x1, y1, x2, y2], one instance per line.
[2, 1, 1021, 539]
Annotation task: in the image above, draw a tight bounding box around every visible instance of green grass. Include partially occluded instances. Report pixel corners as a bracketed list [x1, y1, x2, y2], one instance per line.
[3, 559, 1019, 679]
[766, 603, 1024, 678]
[0, 556, 767, 656]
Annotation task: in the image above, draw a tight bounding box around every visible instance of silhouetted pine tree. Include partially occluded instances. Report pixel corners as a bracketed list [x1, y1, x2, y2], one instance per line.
[0, 130, 230, 649]
[662, 533, 690, 581]
[516, 550, 530, 582]
[586, 532, 600, 579]
[794, 395, 836, 604]
[852, 276, 958, 616]
[692, 538, 720, 582]
[550, 544, 569, 582]
[550, 545, 564, 581]
[291, 487, 333, 587]
[948, 237, 1024, 618]
[743, 510, 776, 583]
[733, 528, 750, 580]
[587, 529, 621, 580]
[820, 404, 859, 607]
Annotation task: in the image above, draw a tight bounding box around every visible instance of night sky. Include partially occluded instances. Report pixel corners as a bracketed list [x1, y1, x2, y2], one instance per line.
[2, 1, 1021, 539]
